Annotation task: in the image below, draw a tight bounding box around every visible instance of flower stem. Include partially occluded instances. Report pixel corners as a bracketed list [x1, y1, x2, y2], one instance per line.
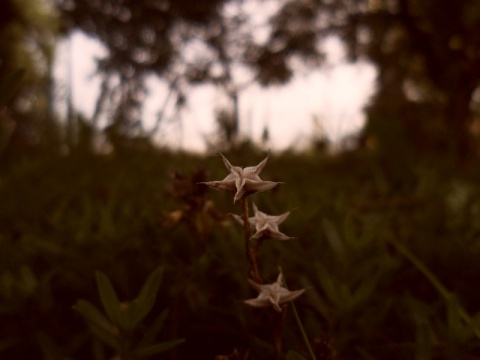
[241, 197, 262, 284]
[280, 267, 317, 360]
[290, 300, 316, 360]
[273, 307, 287, 360]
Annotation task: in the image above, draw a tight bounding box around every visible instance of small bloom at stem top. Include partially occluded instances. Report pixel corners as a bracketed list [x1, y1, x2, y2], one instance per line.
[232, 202, 294, 240]
[244, 272, 305, 312]
[199, 153, 281, 203]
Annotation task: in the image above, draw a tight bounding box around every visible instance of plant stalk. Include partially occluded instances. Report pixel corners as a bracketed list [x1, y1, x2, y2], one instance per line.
[241, 197, 262, 284]
[280, 267, 317, 360]
[273, 307, 287, 360]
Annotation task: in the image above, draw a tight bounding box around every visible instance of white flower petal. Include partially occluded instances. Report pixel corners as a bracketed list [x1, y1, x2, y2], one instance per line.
[243, 179, 280, 195]
[243, 154, 269, 176]
[244, 298, 270, 308]
[270, 231, 294, 241]
[224, 173, 239, 181]
[234, 178, 247, 203]
[231, 214, 244, 225]
[269, 297, 283, 312]
[276, 273, 283, 285]
[270, 211, 290, 225]
[279, 288, 305, 304]
[200, 180, 236, 192]
[218, 153, 242, 174]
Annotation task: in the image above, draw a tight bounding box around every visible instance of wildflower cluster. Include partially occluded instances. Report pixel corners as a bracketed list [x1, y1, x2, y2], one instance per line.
[201, 153, 305, 358]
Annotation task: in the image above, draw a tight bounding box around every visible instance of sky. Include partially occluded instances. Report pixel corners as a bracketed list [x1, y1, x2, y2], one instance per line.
[54, 31, 377, 152]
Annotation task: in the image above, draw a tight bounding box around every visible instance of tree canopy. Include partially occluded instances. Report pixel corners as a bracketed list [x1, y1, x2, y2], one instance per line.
[0, 0, 59, 155]
[54, 0, 324, 147]
[346, 0, 480, 160]
[2, 0, 480, 158]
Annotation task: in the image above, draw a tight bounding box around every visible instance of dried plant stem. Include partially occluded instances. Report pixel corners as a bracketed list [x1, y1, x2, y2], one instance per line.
[241, 197, 262, 284]
[273, 307, 287, 360]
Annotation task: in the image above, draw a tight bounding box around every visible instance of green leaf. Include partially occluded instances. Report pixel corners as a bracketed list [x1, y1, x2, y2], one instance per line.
[88, 323, 121, 350]
[356, 348, 378, 360]
[314, 262, 339, 306]
[73, 300, 120, 350]
[301, 276, 331, 321]
[414, 322, 434, 360]
[18, 266, 38, 296]
[36, 331, 63, 360]
[127, 266, 164, 328]
[73, 300, 115, 332]
[285, 350, 309, 360]
[140, 308, 169, 347]
[339, 283, 353, 310]
[445, 295, 472, 342]
[321, 218, 346, 259]
[132, 339, 185, 357]
[92, 338, 107, 360]
[469, 312, 480, 335]
[95, 272, 124, 328]
[351, 269, 380, 306]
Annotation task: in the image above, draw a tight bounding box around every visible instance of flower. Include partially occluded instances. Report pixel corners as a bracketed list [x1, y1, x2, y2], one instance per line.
[244, 272, 305, 312]
[232, 202, 293, 240]
[200, 153, 281, 203]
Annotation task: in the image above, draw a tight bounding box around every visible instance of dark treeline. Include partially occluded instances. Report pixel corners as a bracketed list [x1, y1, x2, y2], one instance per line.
[1, 0, 480, 160]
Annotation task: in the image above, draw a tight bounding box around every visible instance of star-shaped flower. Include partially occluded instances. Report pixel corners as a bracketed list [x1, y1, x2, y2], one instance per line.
[232, 202, 294, 240]
[200, 153, 281, 203]
[244, 272, 305, 312]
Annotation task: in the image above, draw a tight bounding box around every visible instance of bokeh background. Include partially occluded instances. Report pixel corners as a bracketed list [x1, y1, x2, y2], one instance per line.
[2, 0, 480, 359]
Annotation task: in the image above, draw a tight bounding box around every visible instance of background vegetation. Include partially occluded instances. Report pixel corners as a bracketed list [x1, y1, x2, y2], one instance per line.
[2, 0, 480, 359]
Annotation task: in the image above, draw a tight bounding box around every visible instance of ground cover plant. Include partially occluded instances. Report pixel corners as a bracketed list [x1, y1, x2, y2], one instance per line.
[2, 141, 480, 359]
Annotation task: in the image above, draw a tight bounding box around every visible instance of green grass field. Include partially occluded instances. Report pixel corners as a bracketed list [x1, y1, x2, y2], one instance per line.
[2, 144, 480, 359]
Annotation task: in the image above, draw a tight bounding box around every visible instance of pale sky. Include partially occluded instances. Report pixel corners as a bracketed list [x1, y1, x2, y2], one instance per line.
[54, 31, 376, 152]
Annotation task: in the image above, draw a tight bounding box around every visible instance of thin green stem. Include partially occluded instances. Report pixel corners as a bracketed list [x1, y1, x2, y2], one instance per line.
[241, 197, 251, 257]
[387, 237, 480, 340]
[280, 267, 317, 360]
[290, 301, 316, 360]
[274, 308, 287, 360]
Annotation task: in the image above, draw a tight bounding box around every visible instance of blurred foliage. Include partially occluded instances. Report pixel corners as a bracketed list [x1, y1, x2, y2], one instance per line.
[1, 0, 480, 160]
[2, 141, 480, 359]
[349, 0, 480, 163]
[0, 0, 60, 156]
[74, 266, 185, 359]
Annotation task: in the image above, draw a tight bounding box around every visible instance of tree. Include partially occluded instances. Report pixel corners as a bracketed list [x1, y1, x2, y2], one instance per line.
[251, 0, 480, 160]
[0, 0, 60, 157]
[54, 0, 324, 148]
[351, 0, 480, 161]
